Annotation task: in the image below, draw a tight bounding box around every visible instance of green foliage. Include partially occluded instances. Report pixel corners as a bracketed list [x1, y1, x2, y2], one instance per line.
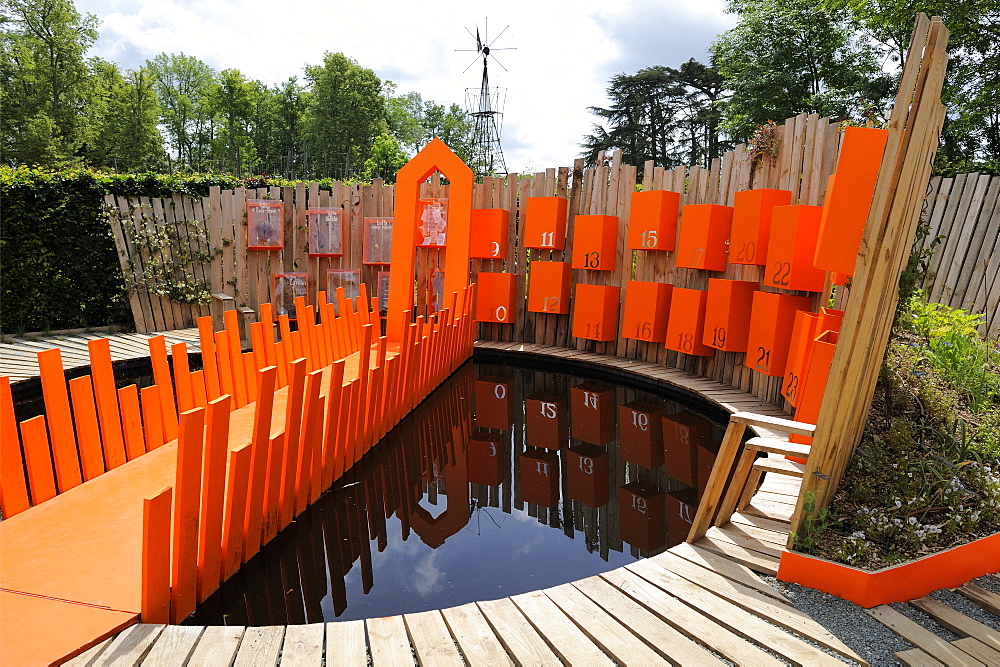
[791, 491, 834, 551]
[122, 215, 219, 305]
[385, 88, 475, 164]
[900, 291, 985, 339]
[88, 65, 167, 172]
[896, 221, 942, 319]
[361, 134, 409, 183]
[144, 52, 216, 169]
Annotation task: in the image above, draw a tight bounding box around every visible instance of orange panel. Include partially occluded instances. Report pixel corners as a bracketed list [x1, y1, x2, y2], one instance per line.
[763, 205, 826, 292]
[570, 383, 616, 445]
[523, 196, 568, 250]
[475, 272, 517, 324]
[664, 288, 714, 357]
[474, 378, 512, 430]
[279, 359, 307, 531]
[571, 215, 618, 270]
[697, 441, 719, 497]
[730, 188, 792, 265]
[141, 486, 171, 624]
[171, 407, 204, 624]
[38, 349, 81, 493]
[814, 127, 889, 276]
[621, 281, 673, 343]
[571, 284, 620, 342]
[527, 261, 571, 314]
[519, 449, 560, 507]
[566, 444, 609, 507]
[0, 376, 30, 517]
[781, 310, 820, 406]
[21, 415, 56, 506]
[666, 488, 698, 546]
[222, 443, 252, 582]
[197, 395, 231, 603]
[745, 291, 814, 377]
[467, 436, 504, 486]
[703, 279, 758, 352]
[90, 338, 128, 468]
[197, 316, 221, 400]
[791, 330, 840, 445]
[663, 412, 711, 486]
[819, 306, 845, 334]
[619, 482, 666, 552]
[69, 376, 106, 481]
[172, 343, 194, 413]
[675, 204, 733, 270]
[619, 401, 664, 469]
[830, 270, 850, 286]
[262, 432, 285, 546]
[118, 385, 146, 461]
[469, 208, 510, 259]
[525, 393, 567, 450]
[628, 189, 679, 251]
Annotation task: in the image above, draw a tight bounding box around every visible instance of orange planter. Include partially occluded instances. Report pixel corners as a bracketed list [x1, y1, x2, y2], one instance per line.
[622, 281, 673, 343]
[570, 383, 616, 445]
[467, 436, 504, 486]
[619, 401, 664, 469]
[778, 532, 1000, 608]
[572, 284, 620, 342]
[520, 450, 560, 506]
[730, 188, 792, 265]
[628, 190, 679, 251]
[763, 205, 827, 292]
[814, 127, 889, 276]
[525, 393, 567, 450]
[469, 209, 510, 259]
[745, 291, 814, 377]
[572, 215, 618, 271]
[523, 196, 569, 250]
[664, 288, 714, 357]
[781, 310, 820, 405]
[663, 412, 711, 487]
[676, 204, 733, 271]
[619, 482, 666, 552]
[527, 261, 572, 315]
[703, 279, 758, 352]
[475, 272, 516, 324]
[474, 378, 512, 431]
[566, 444, 610, 507]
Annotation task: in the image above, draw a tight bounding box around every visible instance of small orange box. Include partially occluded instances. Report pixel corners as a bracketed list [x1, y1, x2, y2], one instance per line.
[763, 205, 827, 292]
[523, 196, 568, 250]
[619, 400, 664, 469]
[475, 272, 516, 324]
[571, 215, 618, 271]
[570, 383, 616, 445]
[819, 306, 845, 334]
[703, 279, 758, 351]
[730, 188, 792, 265]
[525, 393, 567, 450]
[619, 482, 666, 552]
[469, 209, 510, 259]
[745, 290, 815, 377]
[527, 261, 571, 314]
[664, 288, 714, 357]
[467, 436, 504, 486]
[791, 330, 840, 445]
[520, 450, 560, 506]
[831, 271, 851, 286]
[666, 488, 699, 545]
[566, 444, 610, 507]
[814, 127, 889, 276]
[675, 204, 734, 271]
[781, 310, 820, 405]
[474, 378, 512, 430]
[622, 281, 673, 343]
[572, 284, 620, 342]
[663, 412, 711, 487]
[628, 190, 679, 251]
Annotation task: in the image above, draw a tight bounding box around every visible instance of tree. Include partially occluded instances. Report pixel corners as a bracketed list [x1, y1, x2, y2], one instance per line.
[386, 88, 475, 162]
[252, 77, 310, 177]
[145, 52, 216, 170]
[208, 68, 260, 175]
[361, 133, 409, 182]
[88, 64, 166, 171]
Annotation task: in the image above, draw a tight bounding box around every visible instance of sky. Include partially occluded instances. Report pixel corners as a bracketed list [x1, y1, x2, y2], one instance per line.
[76, 0, 738, 173]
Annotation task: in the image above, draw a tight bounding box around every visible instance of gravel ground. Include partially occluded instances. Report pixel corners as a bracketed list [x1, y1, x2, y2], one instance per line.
[763, 574, 1000, 666]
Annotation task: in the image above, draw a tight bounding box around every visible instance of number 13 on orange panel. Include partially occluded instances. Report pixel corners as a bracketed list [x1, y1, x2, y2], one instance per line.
[571, 215, 618, 271]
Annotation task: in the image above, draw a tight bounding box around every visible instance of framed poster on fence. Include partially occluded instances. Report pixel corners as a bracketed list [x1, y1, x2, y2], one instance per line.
[273, 272, 307, 320]
[327, 269, 361, 316]
[248, 199, 283, 250]
[364, 217, 394, 264]
[377, 271, 390, 319]
[417, 198, 448, 247]
[429, 268, 445, 313]
[308, 207, 343, 256]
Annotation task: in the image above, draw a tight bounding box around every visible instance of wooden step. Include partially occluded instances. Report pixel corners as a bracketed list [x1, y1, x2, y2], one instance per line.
[751, 457, 806, 478]
[731, 412, 816, 437]
[745, 437, 811, 458]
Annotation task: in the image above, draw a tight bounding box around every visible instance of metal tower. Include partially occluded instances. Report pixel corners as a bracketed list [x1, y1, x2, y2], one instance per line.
[459, 21, 514, 179]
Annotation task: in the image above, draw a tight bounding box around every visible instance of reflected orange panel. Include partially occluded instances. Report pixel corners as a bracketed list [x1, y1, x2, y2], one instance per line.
[523, 197, 568, 250]
[664, 288, 714, 357]
[570, 383, 616, 445]
[697, 441, 719, 498]
[666, 488, 699, 546]
[628, 189, 679, 251]
[763, 205, 826, 292]
[730, 188, 792, 266]
[467, 436, 504, 486]
[469, 209, 510, 259]
[571, 284, 620, 342]
[663, 412, 711, 487]
[703, 279, 759, 352]
[474, 379, 513, 431]
[744, 291, 814, 377]
[618, 400, 664, 469]
[525, 394, 567, 450]
[520, 450, 560, 507]
[619, 482, 666, 552]
[566, 444, 609, 507]
[571, 215, 618, 271]
[621, 281, 673, 343]
[675, 204, 734, 271]
[527, 261, 571, 314]
[475, 273, 516, 324]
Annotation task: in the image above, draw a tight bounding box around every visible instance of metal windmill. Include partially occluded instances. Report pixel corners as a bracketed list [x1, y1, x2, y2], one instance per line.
[457, 20, 514, 179]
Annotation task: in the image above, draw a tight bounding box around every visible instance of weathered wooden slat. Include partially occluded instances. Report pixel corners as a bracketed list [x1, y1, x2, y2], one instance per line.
[402, 610, 463, 666]
[366, 616, 414, 667]
[62, 636, 114, 666]
[866, 605, 979, 666]
[92, 623, 164, 666]
[324, 620, 368, 666]
[952, 637, 1000, 664]
[279, 623, 324, 666]
[476, 598, 562, 666]
[895, 647, 946, 666]
[910, 596, 1000, 651]
[232, 626, 285, 667]
[957, 583, 1000, 616]
[439, 603, 513, 667]
[509, 590, 614, 666]
[141, 624, 204, 666]
[186, 625, 245, 667]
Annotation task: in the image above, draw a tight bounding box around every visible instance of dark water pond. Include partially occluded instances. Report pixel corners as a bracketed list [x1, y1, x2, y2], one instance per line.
[187, 358, 725, 626]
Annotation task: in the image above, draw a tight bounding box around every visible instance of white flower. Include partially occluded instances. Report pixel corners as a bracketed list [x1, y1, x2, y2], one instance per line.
[907, 516, 918, 526]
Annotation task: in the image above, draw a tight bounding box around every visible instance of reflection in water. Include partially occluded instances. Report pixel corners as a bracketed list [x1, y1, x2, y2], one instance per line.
[189, 361, 723, 625]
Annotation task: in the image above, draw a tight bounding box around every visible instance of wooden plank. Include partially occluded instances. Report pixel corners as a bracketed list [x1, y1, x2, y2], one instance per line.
[62, 636, 114, 666]
[92, 623, 164, 666]
[476, 597, 562, 666]
[233, 626, 285, 667]
[508, 591, 613, 665]
[895, 647, 946, 666]
[957, 583, 1000, 616]
[866, 605, 980, 666]
[366, 616, 414, 667]
[187, 625, 245, 667]
[910, 597, 1000, 651]
[402, 610, 463, 666]
[656, 548, 790, 603]
[440, 603, 513, 667]
[280, 623, 325, 666]
[325, 620, 368, 666]
[141, 625, 204, 666]
[953, 637, 1000, 665]
[705, 524, 784, 558]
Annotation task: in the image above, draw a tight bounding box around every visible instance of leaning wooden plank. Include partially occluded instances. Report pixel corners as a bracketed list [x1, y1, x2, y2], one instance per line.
[910, 597, 1000, 651]
[895, 647, 945, 666]
[440, 603, 513, 667]
[508, 591, 614, 666]
[280, 623, 325, 666]
[92, 624, 165, 666]
[62, 636, 114, 666]
[475, 598, 562, 667]
[232, 626, 285, 667]
[866, 605, 980, 666]
[141, 624, 204, 666]
[186, 625, 245, 666]
[692, 534, 780, 575]
[366, 616, 414, 667]
[952, 637, 1000, 664]
[325, 620, 368, 666]
[669, 542, 783, 599]
[957, 583, 1000, 616]
[402, 610, 463, 667]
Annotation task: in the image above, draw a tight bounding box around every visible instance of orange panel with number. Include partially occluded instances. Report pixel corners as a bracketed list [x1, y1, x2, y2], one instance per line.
[570, 383, 616, 445]
[525, 393, 567, 450]
[663, 412, 711, 487]
[619, 400, 664, 469]
[523, 196, 568, 250]
[619, 482, 666, 552]
[566, 444, 610, 507]
[745, 291, 814, 377]
[730, 188, 792, 266]
[571, 215, 618, 271]
[622, 281, 672, 343]
[628, 189, 679, 251]
[675, 204, 733, 271]
[781, 310, 819, 405]
[467, 436, 504, 486]
[790, 330, 840, 446]
[763, 205, 827, 292]
[474, 378, 512, 430]
[527, 261, 571, 314]
[571, 284, 620, 342]
[469, 209, 510, 259]
[696, 440, 719, 497]
[666, 488, 698, 545]
[520, 450, 560, 506]
[664, 288, 714, 357]
[475, 272, 516, 324]
[703, 279, 758, 352]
